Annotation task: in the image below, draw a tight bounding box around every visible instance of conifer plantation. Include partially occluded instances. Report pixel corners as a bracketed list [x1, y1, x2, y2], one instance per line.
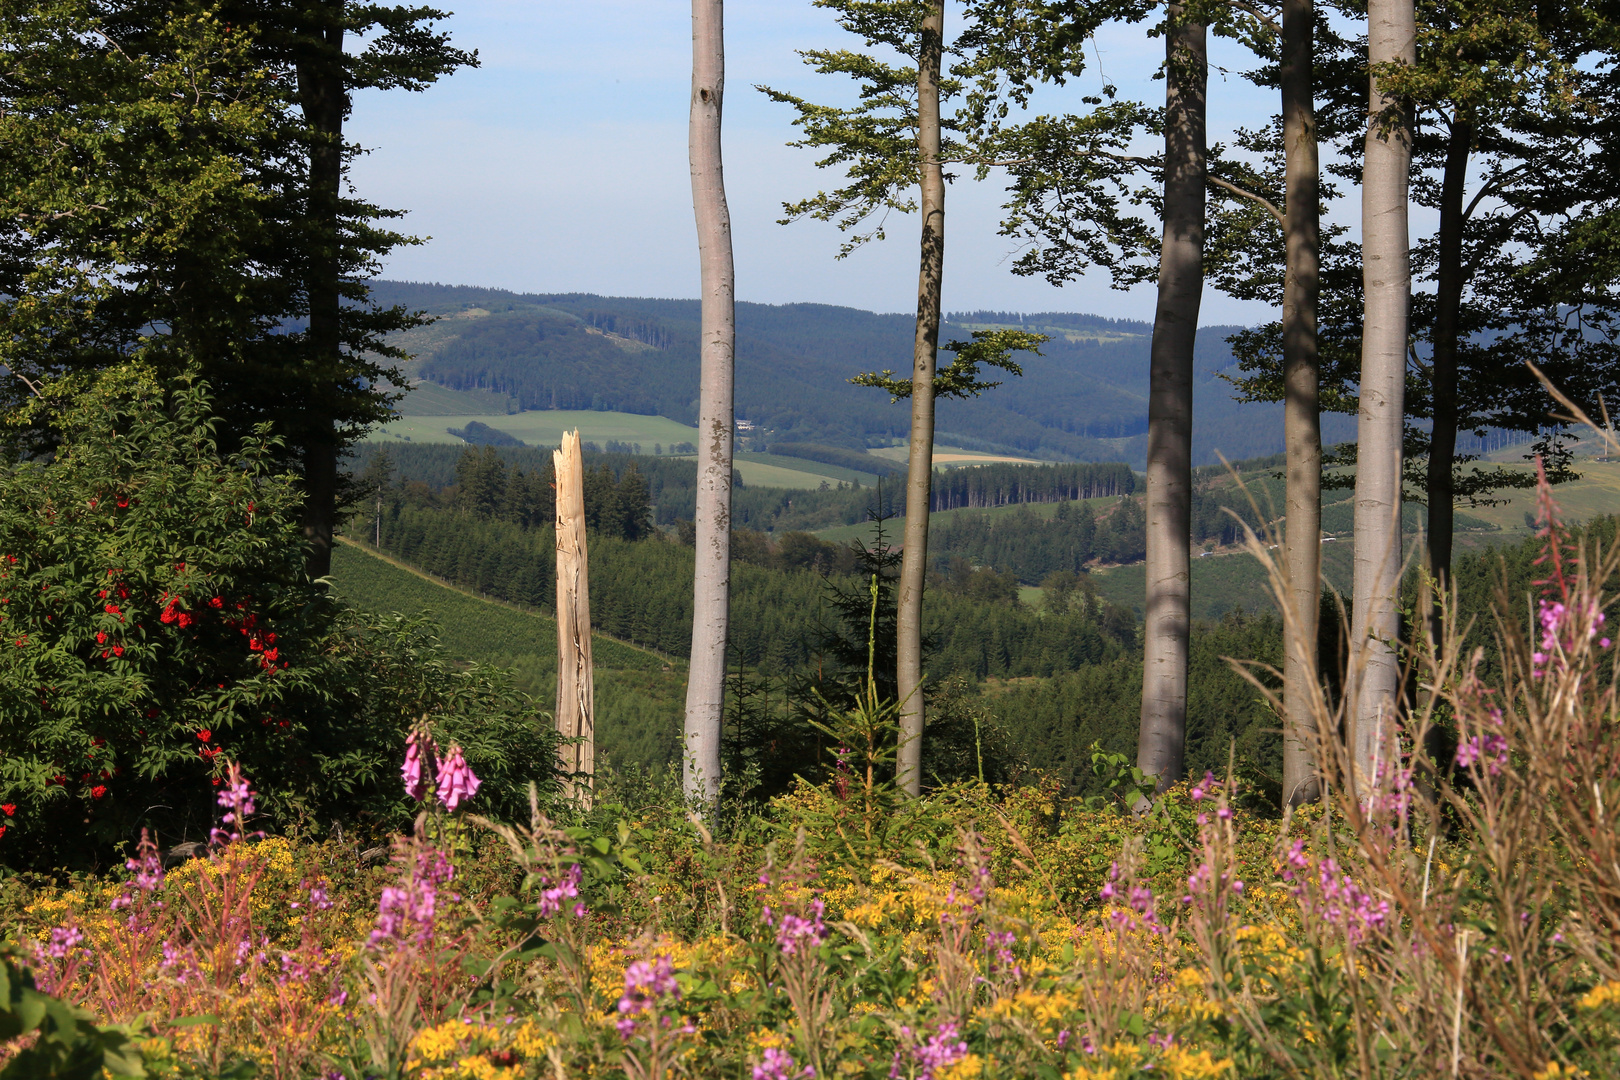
[5, 0, 1620, 1077]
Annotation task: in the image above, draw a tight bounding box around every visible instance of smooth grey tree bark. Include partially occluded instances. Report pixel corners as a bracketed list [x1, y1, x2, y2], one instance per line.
[1280, 0, 1324, 806]
[1137, 6, 1206, 792]
[894, 0, 947, 798]
[684, 0, 735, 809]
[1350, 0, 1415, 790]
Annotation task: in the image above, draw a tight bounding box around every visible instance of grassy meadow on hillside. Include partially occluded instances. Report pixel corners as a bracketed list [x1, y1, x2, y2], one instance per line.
[368, 409, 704, 453]
[329, 541, 686, 768]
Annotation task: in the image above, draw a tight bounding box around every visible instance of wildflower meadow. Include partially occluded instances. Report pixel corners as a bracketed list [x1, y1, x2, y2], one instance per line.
[7, 465, 1620, 1079]
[5, 380, 1620, 1080]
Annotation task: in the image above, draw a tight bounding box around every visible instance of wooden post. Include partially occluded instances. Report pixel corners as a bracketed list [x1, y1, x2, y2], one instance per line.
[554, 430, 594, 806]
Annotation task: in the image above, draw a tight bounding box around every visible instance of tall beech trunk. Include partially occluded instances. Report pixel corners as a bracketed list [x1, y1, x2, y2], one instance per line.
[1280, 0, 1323, 806]
[296, 6, 344, 580]
[684, 0, 735, 807]
[1136, 8, 1206, 791]
[1426, 117, 1471, 618]
[1350, 0, 1415, 790]
[894, 0, 947, 798]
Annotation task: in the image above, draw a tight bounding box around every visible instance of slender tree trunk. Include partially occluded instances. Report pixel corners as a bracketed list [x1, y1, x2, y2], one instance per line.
[1137, 7, 1206, 792]
[895, 0, 947, 798]
[296, 6, 344, 580]
[684, 0, 735, 808]
[1350, 0, 1415, 790]
[1426, 117, 1471, 615]
[1280, 0, 1323, 807]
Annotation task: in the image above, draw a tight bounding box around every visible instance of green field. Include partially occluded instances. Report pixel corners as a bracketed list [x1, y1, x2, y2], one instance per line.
[736, 451, 881, 487]
[868, 443, 1046, 469]
[393, 381, 517, 416]
[1089, 542, 1360, 620]
[367, 408, 705, 451]
[1448, 457, 1620, 551]
[329, 541, 685, 768]
[367, 407, 868, 490]
[812, 494, 1124, 546]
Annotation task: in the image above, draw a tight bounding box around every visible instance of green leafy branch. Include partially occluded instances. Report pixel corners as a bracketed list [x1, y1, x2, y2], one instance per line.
[849, 328, 1047, 402]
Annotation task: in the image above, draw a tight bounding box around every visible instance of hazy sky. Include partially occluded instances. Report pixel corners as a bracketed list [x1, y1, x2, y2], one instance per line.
[348, 1, 1289, 325]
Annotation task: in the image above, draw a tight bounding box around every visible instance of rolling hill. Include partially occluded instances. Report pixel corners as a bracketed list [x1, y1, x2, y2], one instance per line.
[366, 281, 1358, 469]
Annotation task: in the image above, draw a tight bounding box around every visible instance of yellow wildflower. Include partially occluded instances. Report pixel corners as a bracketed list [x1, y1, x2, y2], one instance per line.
[1161, 1046, 1233, 1080]
[1579, 982, 1620, 1011]
[1533, 1063, 1589, 1080]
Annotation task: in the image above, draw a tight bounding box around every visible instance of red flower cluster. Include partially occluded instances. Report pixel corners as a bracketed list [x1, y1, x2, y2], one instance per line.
[197, 729, 222, 760]
[159, 591, 195, 628]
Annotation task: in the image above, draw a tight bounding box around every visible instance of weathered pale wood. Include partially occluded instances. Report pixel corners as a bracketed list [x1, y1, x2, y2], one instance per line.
[554, 430, 594, 807]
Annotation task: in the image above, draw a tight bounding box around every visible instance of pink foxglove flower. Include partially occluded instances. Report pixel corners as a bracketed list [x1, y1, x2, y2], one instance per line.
[435, 743, 480, 810]
[402, 727, 438, 802]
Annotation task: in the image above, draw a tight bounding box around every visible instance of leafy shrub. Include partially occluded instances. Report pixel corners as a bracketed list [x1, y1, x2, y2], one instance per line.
[0, 372, 560, 868]
[0, 945, 143, 1079]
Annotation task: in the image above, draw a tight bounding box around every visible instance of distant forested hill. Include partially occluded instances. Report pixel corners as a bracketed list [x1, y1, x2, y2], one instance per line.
[368, 281, 1356, 467]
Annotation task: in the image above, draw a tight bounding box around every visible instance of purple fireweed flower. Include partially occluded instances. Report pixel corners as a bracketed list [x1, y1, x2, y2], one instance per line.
[1189, 770, 1216, 801]
[44, 926, 84, 959]
[1532, 598, 1610, 677]
[612, 952, 677, 1036]
[210, 763, 259, 846]
[615, 955, 684, 1040]
[537, 863, 583, 918]
[1280, 839, 1309, 881]
[618, 954, 680, 1017]
[774, 898, 827, 955]
[402, 727, 438, 802]
[1102, 862, 1165, 934]
[754, 1046, 815, 1080]
[1456, 734, 1509, 776]
[370, 847, 455, 947]
[435, 743, 480, 810]
[291, 880, 333, 911]
[126, 829, 164, 891]
[987, 929, 1022, 978]
[938, 861, 992, 927]
[1288, 857, 1390, 944]
[891, 1023, 969, 1080]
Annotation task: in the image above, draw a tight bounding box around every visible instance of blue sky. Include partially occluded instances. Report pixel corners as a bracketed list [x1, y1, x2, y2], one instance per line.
[348, 1, 1293, 325]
